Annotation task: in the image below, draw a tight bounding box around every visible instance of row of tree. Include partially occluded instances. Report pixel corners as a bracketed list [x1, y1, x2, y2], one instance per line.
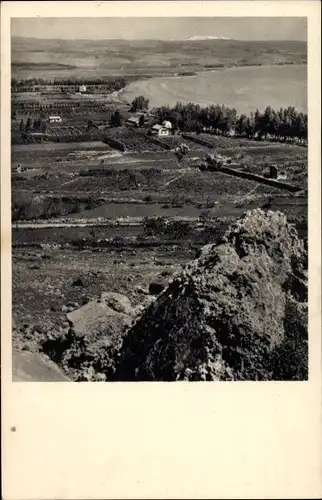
[154, 102, 307, 140]
[19, 117, 47, 133]
[11, 76, 127, 87]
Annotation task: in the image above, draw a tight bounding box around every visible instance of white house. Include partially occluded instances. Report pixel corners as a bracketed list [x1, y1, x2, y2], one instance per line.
[151, 124, 170, 136]
[79, 85, 87, 93]
[49, 116, 62, 124]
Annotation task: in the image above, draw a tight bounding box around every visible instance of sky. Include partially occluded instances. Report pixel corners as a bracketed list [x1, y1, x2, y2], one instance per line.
[11, 17, 307, 41]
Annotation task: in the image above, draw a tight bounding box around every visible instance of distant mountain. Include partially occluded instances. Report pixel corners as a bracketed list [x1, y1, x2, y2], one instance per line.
[188, 35, 232, 41]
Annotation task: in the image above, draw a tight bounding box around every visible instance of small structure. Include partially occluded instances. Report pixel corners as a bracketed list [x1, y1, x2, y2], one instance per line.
[79, 85, 87, 93]
[269, 165, 278, 179]
[150, 124, 170, 137]
[126, 116, 141, 127]
[49, 115, 62, 124]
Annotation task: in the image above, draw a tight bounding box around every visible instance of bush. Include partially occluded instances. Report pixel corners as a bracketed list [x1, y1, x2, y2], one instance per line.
[142, 216, 193, 239]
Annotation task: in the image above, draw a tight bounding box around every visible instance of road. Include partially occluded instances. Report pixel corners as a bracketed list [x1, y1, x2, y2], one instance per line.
[14, 216, 204, 229]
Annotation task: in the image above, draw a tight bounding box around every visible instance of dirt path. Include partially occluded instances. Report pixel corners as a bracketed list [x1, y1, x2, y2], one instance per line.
[234, 183, 259, 204]
[164, 170, 191, 187]
[59, 177, 79, 188]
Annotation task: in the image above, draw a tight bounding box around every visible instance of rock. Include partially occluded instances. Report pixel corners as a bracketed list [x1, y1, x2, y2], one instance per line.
[32, 323, 43, 333]
[134, 296, 156, 317]
[148, 280, 168, 296]
[135, 285, 148, 295]
[41, 295, 134, 381]
[81, 296, 90, 306]
[13, 350, 69, 382]
[100, 292, 134, 316]
[57, 294, 132, 349]
[61, 305, 68, 312]
[160, 270, 171, 278]
[71, 276, 86, 287]
[115, 210, 308, 382]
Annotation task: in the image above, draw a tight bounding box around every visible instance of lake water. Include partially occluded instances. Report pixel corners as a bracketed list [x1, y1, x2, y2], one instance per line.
[123, 64, 307, 114]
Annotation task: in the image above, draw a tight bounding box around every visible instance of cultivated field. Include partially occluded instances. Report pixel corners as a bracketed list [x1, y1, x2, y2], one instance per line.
[12, 132, 307, 337]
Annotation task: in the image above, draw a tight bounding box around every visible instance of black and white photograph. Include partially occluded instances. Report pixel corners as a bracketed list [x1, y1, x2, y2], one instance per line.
[11, 15, 308, 382]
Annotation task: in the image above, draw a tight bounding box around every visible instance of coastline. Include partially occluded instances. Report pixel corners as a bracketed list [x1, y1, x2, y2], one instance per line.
[119, 62, 307, 110]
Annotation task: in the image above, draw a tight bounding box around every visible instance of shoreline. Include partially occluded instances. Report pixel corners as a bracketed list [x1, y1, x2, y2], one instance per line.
[116, 61, 307, 104]
[12, 60, 307, 85]
[119, 62, 307, 109]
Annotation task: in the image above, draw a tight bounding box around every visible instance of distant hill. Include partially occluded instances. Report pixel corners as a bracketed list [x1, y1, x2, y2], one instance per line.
[11, 36, 307, 80]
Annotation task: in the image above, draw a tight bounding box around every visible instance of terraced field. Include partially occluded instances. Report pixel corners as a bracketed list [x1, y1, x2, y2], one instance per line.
[104, 127, 170, 152]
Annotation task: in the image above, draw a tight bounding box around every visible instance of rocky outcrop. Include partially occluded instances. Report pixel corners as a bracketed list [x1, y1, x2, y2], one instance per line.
[115, 209, 308, 381]
[41, 292, 135, 381]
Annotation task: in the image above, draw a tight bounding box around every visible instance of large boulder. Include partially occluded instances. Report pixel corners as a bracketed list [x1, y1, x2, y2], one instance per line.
[41, 292, 134, 381]
[66, 292, 134, 336]
[13, 350, 70, 382]
[115, 210, 308, 381]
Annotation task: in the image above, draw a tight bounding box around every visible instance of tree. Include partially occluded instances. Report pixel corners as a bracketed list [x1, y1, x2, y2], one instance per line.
[152, 102, 307, 142]
[40, 120, 47, 133]
[19, 119, 25, 133]
[33, 118, 41, 131]
[195, 121, 203, 134]
[25, 117, 32, 132]
[110, 110, 122, 127]
[235, 114, 247, 136]
[139, 114, 145, 128]
[130, 96, 149, 112]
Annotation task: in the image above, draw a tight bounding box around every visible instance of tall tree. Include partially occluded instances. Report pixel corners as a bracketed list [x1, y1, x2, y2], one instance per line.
[25, 117, 32, 132]
[110, 110, 122, 127]
[19, 119, 25, 133]
[130, 96, 149, 112]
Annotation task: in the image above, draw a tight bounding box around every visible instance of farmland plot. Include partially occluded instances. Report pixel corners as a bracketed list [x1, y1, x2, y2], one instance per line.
[105, 127, 169, 152]
[157, 135, 206, 151]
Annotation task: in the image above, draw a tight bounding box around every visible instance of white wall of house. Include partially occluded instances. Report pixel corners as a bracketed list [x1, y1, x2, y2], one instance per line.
[151, 126, 170, 136]
[49, 116, 62, 123]
[159, 128, 169, 136]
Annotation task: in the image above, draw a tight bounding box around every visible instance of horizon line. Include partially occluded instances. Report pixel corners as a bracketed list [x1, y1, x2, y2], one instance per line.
[11, 35, 306, 43]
